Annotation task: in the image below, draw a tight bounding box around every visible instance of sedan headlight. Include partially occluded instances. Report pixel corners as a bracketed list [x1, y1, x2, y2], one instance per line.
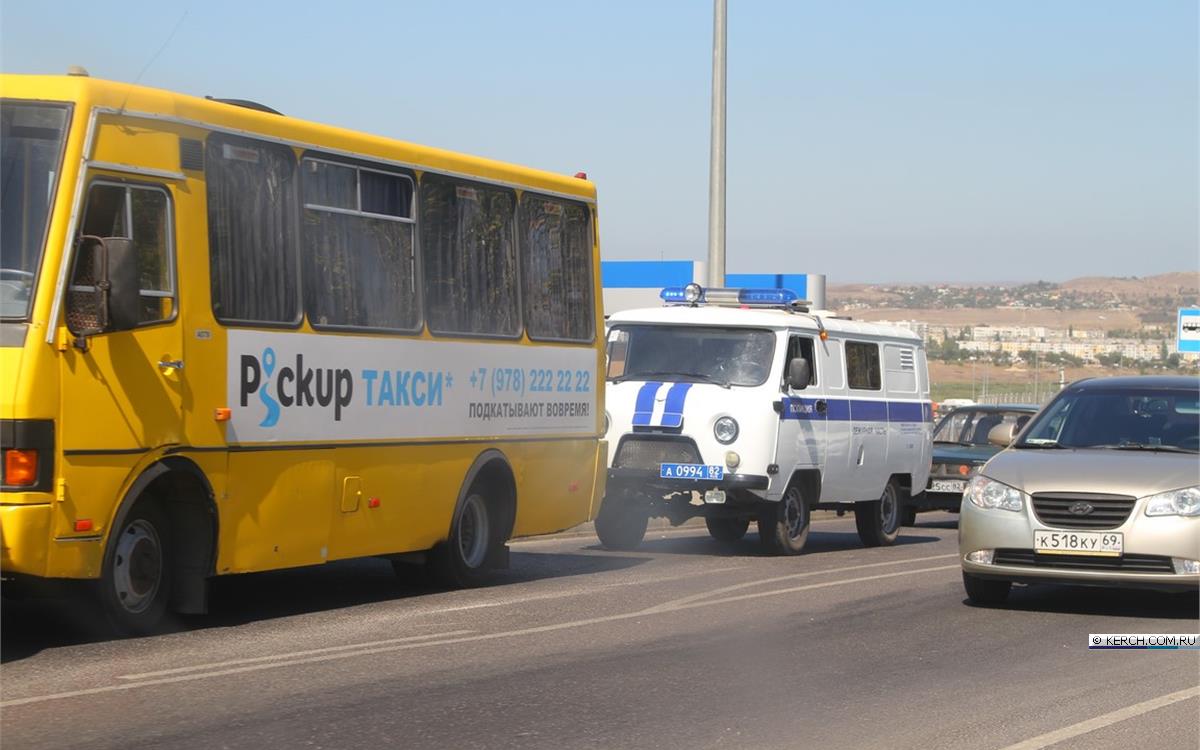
[966, 475, 1025, 512]
[714, 416, 739, 444]
[1144, 486, 1200, 517]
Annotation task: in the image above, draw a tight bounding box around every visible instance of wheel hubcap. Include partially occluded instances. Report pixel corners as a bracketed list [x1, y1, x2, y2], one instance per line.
[458, 494, 490, 569]
[112, 519, 162, 614]
[784, 493, 806, 539]
[880, 487, 898, 532]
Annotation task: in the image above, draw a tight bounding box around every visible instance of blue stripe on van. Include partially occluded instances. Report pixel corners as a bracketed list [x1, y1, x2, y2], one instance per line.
[631, 381, 663, 426]
[780, 398, 932, 423]
[659, 383, 693, 429]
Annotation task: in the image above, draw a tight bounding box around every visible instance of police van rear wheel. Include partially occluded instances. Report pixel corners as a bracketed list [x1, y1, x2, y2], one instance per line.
[856, 480, 902, 547]
[758, 486, 810, 555]
[595, 494, 648, 550]
[705, 516, 749, 542]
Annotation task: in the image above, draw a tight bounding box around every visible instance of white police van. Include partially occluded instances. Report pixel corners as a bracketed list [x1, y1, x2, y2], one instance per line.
[598, 284, 933, 554]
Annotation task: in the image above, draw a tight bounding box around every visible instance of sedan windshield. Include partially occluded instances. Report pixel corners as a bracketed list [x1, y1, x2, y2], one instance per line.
[606, 325, 776, 387]
[933, 409, 1035, 446]
[1, 101, 70, 320]
[1017, 386, 1200, 452]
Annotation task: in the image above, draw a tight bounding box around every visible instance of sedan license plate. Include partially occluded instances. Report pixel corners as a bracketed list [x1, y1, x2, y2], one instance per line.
[660, 463, 724, 481]
[1035, 531, 1123, 557]
[929, 479, 966, 493]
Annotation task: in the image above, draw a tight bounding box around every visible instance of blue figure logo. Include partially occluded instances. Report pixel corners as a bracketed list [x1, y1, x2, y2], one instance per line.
[259, 347, 281, 427]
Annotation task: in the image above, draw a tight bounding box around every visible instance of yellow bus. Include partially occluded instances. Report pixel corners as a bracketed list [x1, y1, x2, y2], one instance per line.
[0, 71, 607, 632]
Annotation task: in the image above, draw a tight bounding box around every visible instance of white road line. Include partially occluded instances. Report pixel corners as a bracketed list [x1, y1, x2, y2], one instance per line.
[0, 559, 957, 709]
[118, 630, 475, 680]
[997, 686, 1200, 750]
[642, 553, 958, 613]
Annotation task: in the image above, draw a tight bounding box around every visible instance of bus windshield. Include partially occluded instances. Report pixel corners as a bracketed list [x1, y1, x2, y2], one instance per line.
[1, 101, 70, 321]
[606, 325, 776, 387]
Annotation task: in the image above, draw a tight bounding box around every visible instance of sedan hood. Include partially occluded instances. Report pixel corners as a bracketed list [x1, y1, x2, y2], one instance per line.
[982, 448, 1200, 498]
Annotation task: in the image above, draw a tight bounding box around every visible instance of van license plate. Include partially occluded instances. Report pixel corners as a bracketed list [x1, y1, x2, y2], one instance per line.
[929, 479, 966, 493]
[660, 463, 724, 480]
[1035, 531, 1122, 557]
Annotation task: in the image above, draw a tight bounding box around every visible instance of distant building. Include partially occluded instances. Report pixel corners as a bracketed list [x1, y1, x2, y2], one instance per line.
[601, 260, 826, 315]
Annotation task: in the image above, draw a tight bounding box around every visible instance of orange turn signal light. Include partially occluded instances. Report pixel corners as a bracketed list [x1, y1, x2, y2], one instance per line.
[367, 497, 381, 509]
[74, 519, 94, 533]
[958, 464, 971, 476]
[4, 449, 38, 486]
[214, 407, 232, 422]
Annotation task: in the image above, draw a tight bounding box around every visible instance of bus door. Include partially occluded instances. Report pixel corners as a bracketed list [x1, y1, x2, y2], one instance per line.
[58, 179, 184, 519]
[775, 334, 825, 483]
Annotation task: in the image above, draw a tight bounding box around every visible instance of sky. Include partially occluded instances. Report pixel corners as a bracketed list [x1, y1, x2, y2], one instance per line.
[2, 1, 1197, 284]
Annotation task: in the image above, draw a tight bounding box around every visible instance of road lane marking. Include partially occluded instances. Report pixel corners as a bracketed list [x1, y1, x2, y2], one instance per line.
[997, 686, 1200, 750]
[642, 553, 958, 613]
[118, 630, 475, 680]
[0, 561, 957, 709]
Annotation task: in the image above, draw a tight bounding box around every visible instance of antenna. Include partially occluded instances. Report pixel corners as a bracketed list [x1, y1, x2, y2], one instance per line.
[132, 9, 189, 86]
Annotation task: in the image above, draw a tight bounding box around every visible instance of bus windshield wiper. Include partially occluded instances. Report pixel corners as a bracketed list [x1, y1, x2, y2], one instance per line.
[611, 371, 731, 388]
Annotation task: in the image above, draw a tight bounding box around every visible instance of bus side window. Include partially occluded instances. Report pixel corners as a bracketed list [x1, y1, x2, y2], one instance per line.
[68, 182, 174, 333]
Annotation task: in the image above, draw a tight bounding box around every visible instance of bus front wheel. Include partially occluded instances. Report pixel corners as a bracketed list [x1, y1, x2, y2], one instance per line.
[98, 502, 172, 635]
[428, 488, 496, 588]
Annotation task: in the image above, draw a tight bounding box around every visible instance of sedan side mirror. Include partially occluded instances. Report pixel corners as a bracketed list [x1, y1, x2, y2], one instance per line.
[987, 422, 1018, 447]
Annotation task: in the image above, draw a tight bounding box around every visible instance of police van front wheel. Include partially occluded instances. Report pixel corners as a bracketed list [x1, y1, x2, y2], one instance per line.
[594, 495, 648, 550]
[856, 480, 902, 547]
[758, 486, 810, 555]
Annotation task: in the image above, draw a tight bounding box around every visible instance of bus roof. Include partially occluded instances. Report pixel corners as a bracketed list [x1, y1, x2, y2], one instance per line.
[0, 72, 596, 202]
[606, 304, 924, 343]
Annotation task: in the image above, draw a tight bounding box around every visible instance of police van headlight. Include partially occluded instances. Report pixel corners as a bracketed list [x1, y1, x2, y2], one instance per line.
[714, 416, 739, 444]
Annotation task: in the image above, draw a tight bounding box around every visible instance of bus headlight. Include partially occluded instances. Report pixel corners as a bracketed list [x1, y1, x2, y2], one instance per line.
[714, 417, 738, 444]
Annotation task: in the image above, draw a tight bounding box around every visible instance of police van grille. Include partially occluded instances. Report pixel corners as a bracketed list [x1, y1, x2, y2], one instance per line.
[1031, 493, 1136, 530]
[613, 437, 701, 470]
[993, 549, 1174, 574]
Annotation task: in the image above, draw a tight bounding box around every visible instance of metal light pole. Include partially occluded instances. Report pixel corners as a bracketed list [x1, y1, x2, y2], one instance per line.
[706, 0, 727, 288]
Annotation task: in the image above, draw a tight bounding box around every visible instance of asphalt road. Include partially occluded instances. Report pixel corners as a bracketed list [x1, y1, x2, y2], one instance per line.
[2, 513, 1197, 750]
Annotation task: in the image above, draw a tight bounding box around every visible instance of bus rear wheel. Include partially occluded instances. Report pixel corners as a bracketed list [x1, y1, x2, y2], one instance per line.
[98, 502, 172, 635]
[428, 489, 496, 588]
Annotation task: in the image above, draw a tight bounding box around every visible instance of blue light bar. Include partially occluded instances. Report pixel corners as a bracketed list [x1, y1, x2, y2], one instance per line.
[660, 286, 703, 303]
[738, 288, 799, 305]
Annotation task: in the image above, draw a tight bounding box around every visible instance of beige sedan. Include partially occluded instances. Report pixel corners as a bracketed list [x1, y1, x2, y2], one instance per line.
[959, 376, 1200, 605]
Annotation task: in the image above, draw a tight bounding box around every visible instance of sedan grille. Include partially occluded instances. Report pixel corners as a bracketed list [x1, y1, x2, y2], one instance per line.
[1031, 493, 1136, 530]
[613, 436, 701, 470]
[993, 549, 1175, 574]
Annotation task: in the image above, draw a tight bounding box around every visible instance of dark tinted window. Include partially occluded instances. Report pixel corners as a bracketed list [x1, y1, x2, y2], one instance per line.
[846, 341, 881, 391]
[519, 194, 593, 341]
[206, 135, 299, 325]
[1019, 386, 1199, 451]
[419, 175, 519, 336]
[301, 158, 417, 331]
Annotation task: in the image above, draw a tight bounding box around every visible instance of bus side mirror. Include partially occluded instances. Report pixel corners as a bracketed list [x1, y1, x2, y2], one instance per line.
[787, 357, 812, 390]
[66, 236, 140, 345]
[987, 422, 1018, 447]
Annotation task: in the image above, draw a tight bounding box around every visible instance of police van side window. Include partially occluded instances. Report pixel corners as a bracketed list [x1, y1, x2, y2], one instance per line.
[884, 344, 917, 393]
[821, 339, 845, 390]
[846, 341, 882, 391]
[783, 336, 817, 390]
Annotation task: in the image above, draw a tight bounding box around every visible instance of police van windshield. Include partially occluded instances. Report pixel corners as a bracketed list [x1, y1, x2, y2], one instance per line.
[606, 325, 776, 387]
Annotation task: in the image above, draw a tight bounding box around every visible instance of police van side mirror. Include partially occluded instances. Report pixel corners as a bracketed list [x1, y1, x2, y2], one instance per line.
[787, 357, 812, 390]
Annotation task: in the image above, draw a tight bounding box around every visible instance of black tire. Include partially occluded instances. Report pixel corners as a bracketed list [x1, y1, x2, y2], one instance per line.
[962, 572, 1012, 606]
[855, 479, 903, 547]
[594, 494, 648, 550]
[901, 506, 918, 527]
[98, 502, 171, 635]
[428, 487, 497, 588]
[757, 485, 810, 555]
[706, 516, 750, 542]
